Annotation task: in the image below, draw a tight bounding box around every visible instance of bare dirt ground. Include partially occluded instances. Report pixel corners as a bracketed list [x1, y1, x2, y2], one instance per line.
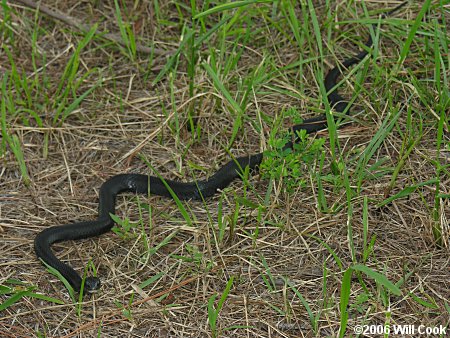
[1, 1, 449, 337]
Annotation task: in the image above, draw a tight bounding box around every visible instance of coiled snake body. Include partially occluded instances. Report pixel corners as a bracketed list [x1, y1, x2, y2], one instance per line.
[34, 3, 407, 293]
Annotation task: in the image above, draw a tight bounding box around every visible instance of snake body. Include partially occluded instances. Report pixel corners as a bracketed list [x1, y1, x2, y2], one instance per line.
[34, 3, 407, 293]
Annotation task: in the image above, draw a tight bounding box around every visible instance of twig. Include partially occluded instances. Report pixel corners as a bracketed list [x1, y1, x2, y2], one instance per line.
[14, 0, 172, 56]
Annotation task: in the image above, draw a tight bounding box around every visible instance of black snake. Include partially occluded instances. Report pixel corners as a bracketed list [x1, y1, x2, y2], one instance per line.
[34, 2, 407, 293]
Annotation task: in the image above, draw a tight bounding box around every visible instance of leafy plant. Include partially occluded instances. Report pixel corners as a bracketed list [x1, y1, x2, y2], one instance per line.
[110, 213, 139, 240]
[208, 276, 234, 338]
[260, 108, 325, 193]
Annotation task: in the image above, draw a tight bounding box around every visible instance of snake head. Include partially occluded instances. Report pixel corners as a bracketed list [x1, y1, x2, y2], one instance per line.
[83, 276, 101, 293]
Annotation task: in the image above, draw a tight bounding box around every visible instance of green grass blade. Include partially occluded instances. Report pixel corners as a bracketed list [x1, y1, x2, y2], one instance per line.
[207, 294, 218, 333]
[351, 264, 401, 296]
[308, 234, 343, 270]
[139, 272, 166, 289]
[140, 156, 193, 227]
[202, 62, 243, 149]
[0, 290, 30, 311]
[39, 259, 76, 302]
[152, 29, 195, 85]
[26, 292, 64, 305]
[396, 0, 432, 69]
[57, 83, 99, 125]
[339, 268, 352, 338]
[377, 179, 439, 207]
[287, 279, 317, 333]
[193, 0, 272, 20]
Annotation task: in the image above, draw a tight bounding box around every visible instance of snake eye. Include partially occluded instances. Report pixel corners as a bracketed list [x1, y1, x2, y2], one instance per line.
[84, 276, 101, 293]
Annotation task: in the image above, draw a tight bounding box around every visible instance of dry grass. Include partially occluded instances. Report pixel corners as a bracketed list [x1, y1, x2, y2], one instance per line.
[1, 1, 449, 337]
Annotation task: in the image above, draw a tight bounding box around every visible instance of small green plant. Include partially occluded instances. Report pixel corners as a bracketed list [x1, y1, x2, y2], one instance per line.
[255, 254, 276, 292]
[50, 24, 99, 127]
[339, 264, 402, 338]
[286, 278, 319, 334]
[0, 0, 13, 42]
[114, 293, 135, 321]
[171, 243, 203, 265]
[113, 0, 137, 61]
[140, 154, 194, 227]
[236, 195, 264, 245]
[0, 279, 63, 312]
[1, 73, 31, 185]
[208, 276, 234, 338]
[362, 197, 376, 263]
[260, 108, 325, 193]
[110, 214, 139, 240]
[138, 272, 166, 290]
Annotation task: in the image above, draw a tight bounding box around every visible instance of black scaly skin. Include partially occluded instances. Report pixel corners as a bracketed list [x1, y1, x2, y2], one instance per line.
[34, 2, 408, 293]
